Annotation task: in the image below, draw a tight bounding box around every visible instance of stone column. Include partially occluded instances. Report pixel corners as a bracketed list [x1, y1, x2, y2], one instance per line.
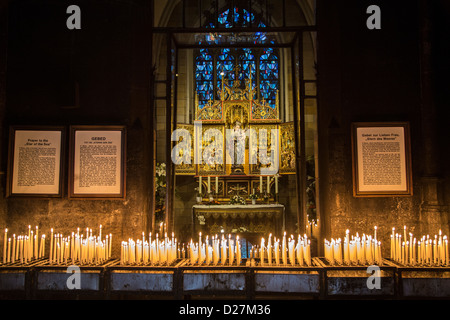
[418, 0, 448, 235]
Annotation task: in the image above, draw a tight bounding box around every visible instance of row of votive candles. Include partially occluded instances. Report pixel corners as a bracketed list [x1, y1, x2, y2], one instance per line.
[2, 225, 112, 265]
[2, 226, 46, 264]
[120, 233, 177, 265]
[324, 229, 382, 266]
[186, 233, 311, 266]
[48, 227, 112, 265]
[187, 233, 242, 266]
[252, 233, 312, 266]
[390, 227, 448, 266]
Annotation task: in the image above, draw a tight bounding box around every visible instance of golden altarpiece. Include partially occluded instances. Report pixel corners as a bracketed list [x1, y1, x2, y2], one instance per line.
[174, 76, 296, 236]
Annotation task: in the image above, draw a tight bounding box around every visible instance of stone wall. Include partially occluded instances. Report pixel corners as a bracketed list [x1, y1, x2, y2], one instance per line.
[317, 0, 449, 256]
[1, 0, 153, 256]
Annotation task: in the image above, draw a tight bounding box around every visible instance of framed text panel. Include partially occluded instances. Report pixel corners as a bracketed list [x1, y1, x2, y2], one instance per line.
[69, 125, 126, 199]
[7, 126, 65, 197]
[351, 122, 412, 197]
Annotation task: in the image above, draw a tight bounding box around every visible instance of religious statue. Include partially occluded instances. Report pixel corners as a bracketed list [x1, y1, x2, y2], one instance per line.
[228, 120, 247, 174]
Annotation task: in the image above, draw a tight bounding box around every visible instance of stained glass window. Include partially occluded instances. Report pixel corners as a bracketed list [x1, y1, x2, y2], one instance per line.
[259, 48, 279, 108]
[195, 7, 279, 109]
[195, 49, 214, 108]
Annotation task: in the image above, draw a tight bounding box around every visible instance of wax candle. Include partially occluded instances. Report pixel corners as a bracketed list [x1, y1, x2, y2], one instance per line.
[228, 235, 234, 266]
[282, 232, 287, 265]
[266, 176, 270, 194]
[207, 176, 211, 194]
[260, 176, 263, 192]
[297, 237, 304, 266]
[445, 238, 448, 266]
[267, 234, 272, 266]
[3, 228, 7, 264]
[7, 238, 11, 263]
[288, 237, 295, 266]
[11, 235, 16, 263]
[344, 230, 350, 265]
[275, 175, 278, 194]
[305, 239, 311, 266]
[260, 238, 265, 266]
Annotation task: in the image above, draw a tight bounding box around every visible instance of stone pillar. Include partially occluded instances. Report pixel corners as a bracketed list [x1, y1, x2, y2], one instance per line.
[418, 0, 448, 234]
[0, 3, 8, 228]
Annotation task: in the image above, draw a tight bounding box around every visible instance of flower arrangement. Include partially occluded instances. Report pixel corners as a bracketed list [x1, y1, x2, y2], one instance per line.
[248, 193, 259, 200]
[229, 194, 246, 205]
[154, 163, 166, 223]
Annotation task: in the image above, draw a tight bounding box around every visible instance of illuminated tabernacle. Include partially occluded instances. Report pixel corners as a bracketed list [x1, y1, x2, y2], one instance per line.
[1, 0, 450, 304]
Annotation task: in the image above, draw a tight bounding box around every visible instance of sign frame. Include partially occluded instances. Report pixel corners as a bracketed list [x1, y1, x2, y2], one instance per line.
[6, 125, 65, 198]
[351, 121, 413, 197]
[69, 125, 126, 200]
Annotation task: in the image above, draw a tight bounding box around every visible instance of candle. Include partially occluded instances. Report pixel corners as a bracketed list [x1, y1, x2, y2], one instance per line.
[207, 176, 211, 194]
[274, 238, 279, 265]
[297, 236, 304, 266]
[260, 237, 265, 266]
[282, 232, 287, 265]
[260, 176, 263, 192]
[267, 234, 272, 266]
[228, 235, 234, 266]
[199, 176, 202, 194]
[275, 175, 278, 194]
[390, 228, 395, 260]
[266, 176, 270, 194]
[288, 236, 295, 266]
[344, 229, 350, 265]
[12, 235, 16, 263]
[7, 238, 11, 263]
[3, 228, 7, 264]
[445, 238, 448, 266]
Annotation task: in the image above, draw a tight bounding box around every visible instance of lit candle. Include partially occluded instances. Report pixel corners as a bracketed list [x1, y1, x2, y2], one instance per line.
[297, 236, 304, 266]
[344, 230, 350, 265]
[305, 239, 311, 266]
[274, 238, 279, 266]
[390, 228, 395, 260]
[288, 236, 295, 266]
[409, 233, 413, 265]
[11, 235, 15, 263]
[282, 232, 287, 265]
[34, 234, 38, 260]
[228, 235, 234, 266]
[260, 237, 265, 266]
[267, 234, 272, 266]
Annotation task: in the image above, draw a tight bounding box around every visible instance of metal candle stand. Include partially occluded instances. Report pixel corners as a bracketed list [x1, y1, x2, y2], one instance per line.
[2, 257, 450, 299]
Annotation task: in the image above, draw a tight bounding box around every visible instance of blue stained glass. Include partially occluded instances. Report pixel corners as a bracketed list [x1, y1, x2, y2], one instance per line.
[196, 49, 214, 108]
[196, 8, 278, 109]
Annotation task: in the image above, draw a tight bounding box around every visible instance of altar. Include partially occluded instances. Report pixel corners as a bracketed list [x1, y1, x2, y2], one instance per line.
[192, 204, 285, 237]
